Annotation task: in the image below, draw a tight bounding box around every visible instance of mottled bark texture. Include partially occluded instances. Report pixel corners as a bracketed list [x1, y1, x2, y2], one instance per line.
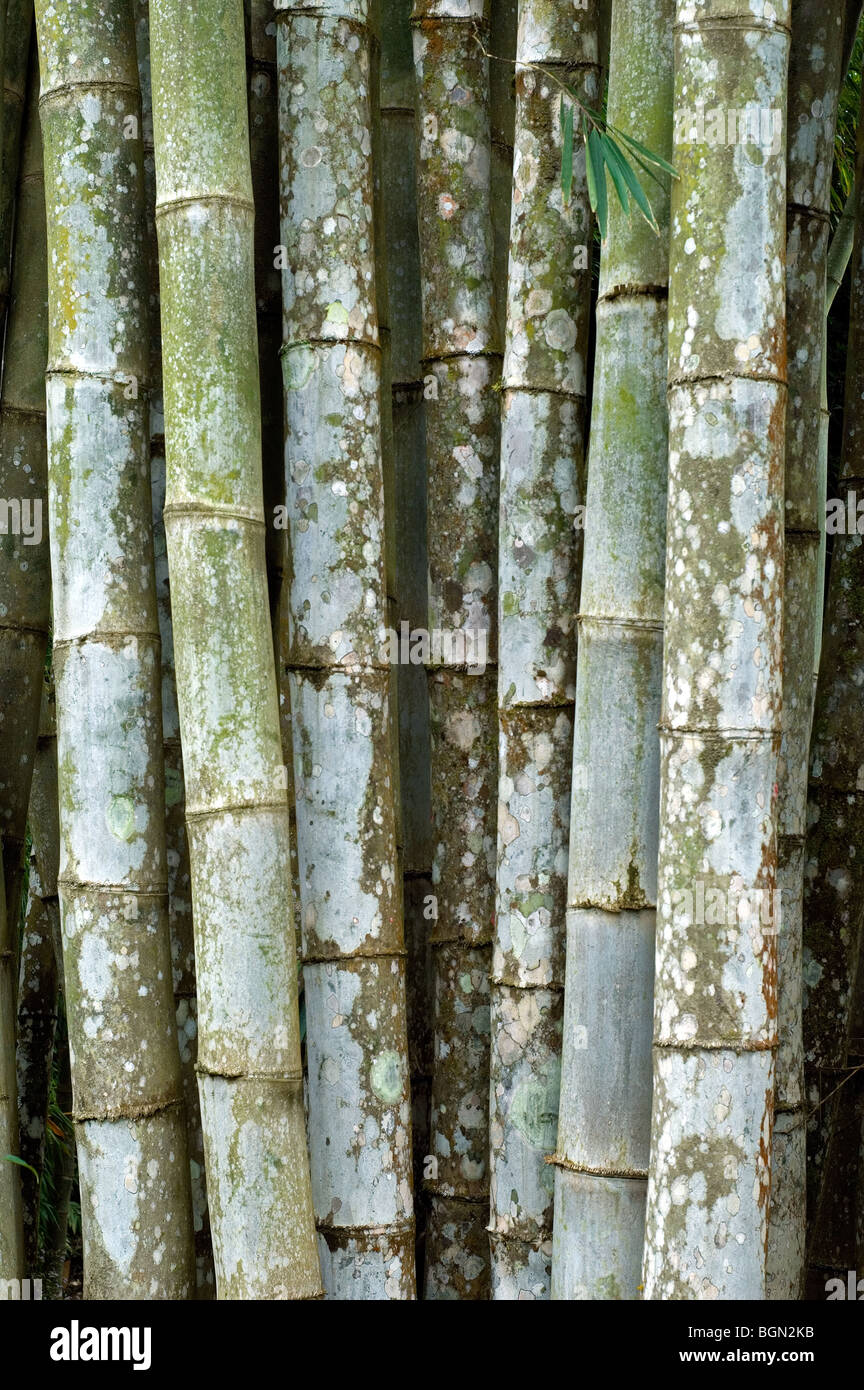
[490, 0, 596, 1302]
[148, 0, 320, 1299]
[642, 0, 789, 1301]
[552, 0, 672, 1303]
[275, 0, 415, 1300]
[0, 34, 47, 991]
[767, 0, 845, 1300]
[16, 676, 60, 1271]
[36, 0, 195, 1299]
[381, 0, 434, 1263]
[803, 106, 864, 1272]
[133, 0, 213, 1295]
[412, 0, 500, 1299]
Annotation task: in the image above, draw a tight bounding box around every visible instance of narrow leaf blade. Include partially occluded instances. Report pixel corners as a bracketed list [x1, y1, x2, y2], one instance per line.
[588, 127, 607, 240]
[606, 136, 659, 232]
[615, 128, 678, 178]
[600, 134, 630, 215]
[561, 100, 574, 205]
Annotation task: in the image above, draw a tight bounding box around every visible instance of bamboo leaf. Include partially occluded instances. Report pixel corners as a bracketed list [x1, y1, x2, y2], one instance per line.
[615, 127, 678, 179]
[561, 99, 574, 205]
[587, 124, 607, 240]
[621, 144, 670, 193]
[583, 110, 598, 215]
[3, 1153, 40, 1180]
[604, 135, 659, 233]
[576, 94, 679, 179]
[600, 134, 630, 215]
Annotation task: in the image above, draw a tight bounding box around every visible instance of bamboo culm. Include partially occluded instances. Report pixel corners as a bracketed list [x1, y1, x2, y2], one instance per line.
[767, 0, 846, 1299]
[411, 0, 500, 1299]
[490, 0, 597, 1301]
[149, 0, 321, 1299]
[552, 0, 673, 1303]
[36, 0, 195, 1297]
[641, 0, 789, 1300]
[275, 0, 415, 1299]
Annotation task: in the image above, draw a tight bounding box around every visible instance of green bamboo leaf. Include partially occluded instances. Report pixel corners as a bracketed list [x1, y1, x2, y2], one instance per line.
[587, 124, 607, 241]
[583, 111, 597, 210]
[3, 1153, 40, 1180]
[605, 135, 659, 233]
[615, 127, 678, 179]
[621, 144, 669, 193]
[561, 99, 574, 205]
[565, 92, 678, 180]
[600, 134, 630, 215]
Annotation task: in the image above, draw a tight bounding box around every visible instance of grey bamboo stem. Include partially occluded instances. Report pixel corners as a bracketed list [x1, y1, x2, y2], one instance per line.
[642, 0, 789, 1300]
[274, 0, 415, 1299]
[491, 0, 597, 1301]
[36, 0, 195, 1298]
[412, 0, 500, 1299]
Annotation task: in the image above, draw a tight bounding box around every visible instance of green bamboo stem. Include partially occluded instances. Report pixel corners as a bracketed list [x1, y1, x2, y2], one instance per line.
[133, 0, 214, 1296]
[149, 0, 320, 1300]
[36, 0, 195, 1298]
[552, 0, 673, 1303]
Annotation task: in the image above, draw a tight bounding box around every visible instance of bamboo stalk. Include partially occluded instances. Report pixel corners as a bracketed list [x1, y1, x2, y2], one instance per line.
[36, 0, 195, 1298]
[149, 0, 320, 1299]
[802, 103, 864, 1272]
[274, 0, 415, 1299]
[0, 2, 33, 324]
[0, 839, 23, 1281]
[133, 0, 214, 1296]
[412, 0, 500, 1299]
[491, 0, 597, 1301]
[768, 0, 846, 1299]
[0, 33, 47, 993]
[552, 0, 673, 1303]
[642, 0, 789, 1300]
[381, 0, 433, 1281]
[16, 674, 60, 1271]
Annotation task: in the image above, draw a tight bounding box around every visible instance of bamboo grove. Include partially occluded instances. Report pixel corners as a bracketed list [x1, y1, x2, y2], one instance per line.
[0, 0, 863, 1303]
